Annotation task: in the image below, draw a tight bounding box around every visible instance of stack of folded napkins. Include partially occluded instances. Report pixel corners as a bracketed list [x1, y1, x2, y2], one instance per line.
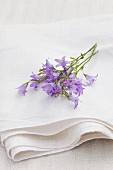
[0, 15, 113, 161]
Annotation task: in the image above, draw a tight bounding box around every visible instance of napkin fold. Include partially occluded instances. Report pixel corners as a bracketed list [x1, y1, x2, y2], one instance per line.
[0, 15, 113, 161]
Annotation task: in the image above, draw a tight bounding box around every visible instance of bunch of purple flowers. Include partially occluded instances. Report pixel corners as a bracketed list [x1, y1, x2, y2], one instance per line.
[17, 44, 98, 108]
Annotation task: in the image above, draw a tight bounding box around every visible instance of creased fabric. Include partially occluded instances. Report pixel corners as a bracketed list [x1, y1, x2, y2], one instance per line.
[0, 15, 113, 161]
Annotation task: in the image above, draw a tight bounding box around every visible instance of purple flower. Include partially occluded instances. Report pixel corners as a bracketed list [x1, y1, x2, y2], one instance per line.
[30, 81, 39, 90]
[63, 79, 76, 95]
[30, 72, 42, 90]
[46, 72, 60, 83]
[74, 80, 85, 96]
[65, 68, 73, 75]
[55, 56, 70, 68]
[42, 59, 53, 70]
[85, 74, 98, 85]
[42, 83, 62, 96]
[42, 59, 59, 83]
[63, 78, 85, 96]
[70, 96, 79, 109]
[42, 84, 52, 95]
[68, 73, 75, 79]
[30, 73, 40, 81]
[17, 84, 28, 96]
[43, 59, 54, 76]
[44, 59, 53, 69]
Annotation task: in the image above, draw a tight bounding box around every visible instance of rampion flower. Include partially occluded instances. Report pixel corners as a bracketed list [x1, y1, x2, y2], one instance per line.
[42, 83, 62, 96]
[45, 72, 60, 83]
[30, 73, 40, 81]
[68, 73, 75, 79]
[42, 84, 52, 95]
[55, 56, 70, 68]
[63, 78, 75, 95]
[63, 77, 84, 96]
[30, 81, 39, 90]
[17, 84, 28, 96]
[85, 74, 98, 85]
[74, 80, 85, 96]
[69, 96, 79, 109]
[43, 59, 53, 69]
[42, 59, 54, 76]
[65, 68, 73, 75]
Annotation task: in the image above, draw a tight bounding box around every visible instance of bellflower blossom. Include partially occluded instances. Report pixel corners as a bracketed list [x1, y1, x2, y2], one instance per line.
[42, 83, 62, 97]
[85, 74, 98, 85]
[30, 73, 40, 80]
[30, 73, 41, 90]
[30, 81, 39, 90]
[42, 59, 53, 76]
[69, 96, 79, 109]
[17, 44, 98, 109]
[55, 56, 70, 68]
[17, 84, 28, 96]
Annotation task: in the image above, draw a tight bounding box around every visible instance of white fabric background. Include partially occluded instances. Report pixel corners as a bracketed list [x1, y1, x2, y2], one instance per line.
[0, 0, 113, 24]
[0, 0, 113, 169]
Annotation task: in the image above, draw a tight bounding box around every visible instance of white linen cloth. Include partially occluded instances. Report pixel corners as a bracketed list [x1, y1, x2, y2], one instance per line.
[0, 15, 113, 161]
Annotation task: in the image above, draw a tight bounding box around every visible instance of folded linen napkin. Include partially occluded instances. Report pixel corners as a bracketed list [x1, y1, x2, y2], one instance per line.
[0, 15, 113, 161]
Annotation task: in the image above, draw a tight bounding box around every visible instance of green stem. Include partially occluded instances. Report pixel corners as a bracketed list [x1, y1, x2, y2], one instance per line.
[72, 44, 97, 75]
[83, 43, 97, 56]
[69, 43, 97, 68]
[76, 52, 97, 75]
